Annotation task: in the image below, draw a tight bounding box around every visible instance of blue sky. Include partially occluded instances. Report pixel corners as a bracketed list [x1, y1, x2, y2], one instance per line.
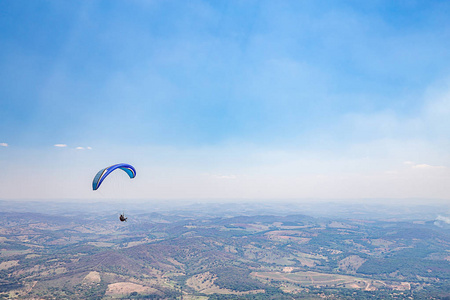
[1, 0, 450, 201]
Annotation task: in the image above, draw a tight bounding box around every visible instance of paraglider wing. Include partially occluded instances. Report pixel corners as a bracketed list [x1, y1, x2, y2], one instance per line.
[92, 163, 136, 190]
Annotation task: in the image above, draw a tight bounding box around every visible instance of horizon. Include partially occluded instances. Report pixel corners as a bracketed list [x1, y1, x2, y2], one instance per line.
[1, 198, 448, 222]
[1, 196, 450, 205]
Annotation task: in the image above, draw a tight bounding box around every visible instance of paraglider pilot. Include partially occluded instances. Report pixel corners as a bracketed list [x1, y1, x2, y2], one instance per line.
[119, 213, 127, 222]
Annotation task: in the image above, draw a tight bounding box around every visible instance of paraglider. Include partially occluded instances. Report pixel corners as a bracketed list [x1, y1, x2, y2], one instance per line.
[92, 163, 136, 222]
[92, 163, 136, 191]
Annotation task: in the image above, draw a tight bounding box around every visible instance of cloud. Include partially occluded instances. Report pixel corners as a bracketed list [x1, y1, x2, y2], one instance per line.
[54, 144, 67, 147]
[436, 215, 450, 224]
[403, 161, 446, 170]
[75, 147, 84, 150]
[87, 146, 92, 150]
[411, 163, 446, 170]
[0, 143, 8, 147]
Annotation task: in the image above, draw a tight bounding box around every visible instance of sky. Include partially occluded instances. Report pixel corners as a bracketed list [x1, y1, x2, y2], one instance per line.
[1, 0, 450, 202]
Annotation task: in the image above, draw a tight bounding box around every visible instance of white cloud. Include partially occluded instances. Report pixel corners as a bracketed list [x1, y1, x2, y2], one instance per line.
[411, 163, 446, 170]
[87, 146, 92, 150]
[54, 144, 67, 147]
[436, 215, 450, 224]
[0, 143, 8, 147]
[76, 147, 85, 150]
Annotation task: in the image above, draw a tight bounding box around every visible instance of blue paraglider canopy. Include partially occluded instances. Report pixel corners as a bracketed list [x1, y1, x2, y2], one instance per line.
[92, 163, 136, 191]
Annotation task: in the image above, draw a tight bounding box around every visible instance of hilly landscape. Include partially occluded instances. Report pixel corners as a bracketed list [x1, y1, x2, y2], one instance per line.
[0, 201, 449, 299]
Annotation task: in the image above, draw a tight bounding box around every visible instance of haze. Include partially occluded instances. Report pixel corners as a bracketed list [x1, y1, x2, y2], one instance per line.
[1, 1, 450, 203]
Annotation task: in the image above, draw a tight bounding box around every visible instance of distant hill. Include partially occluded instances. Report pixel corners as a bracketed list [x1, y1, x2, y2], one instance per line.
[0, 203, 449, 299]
